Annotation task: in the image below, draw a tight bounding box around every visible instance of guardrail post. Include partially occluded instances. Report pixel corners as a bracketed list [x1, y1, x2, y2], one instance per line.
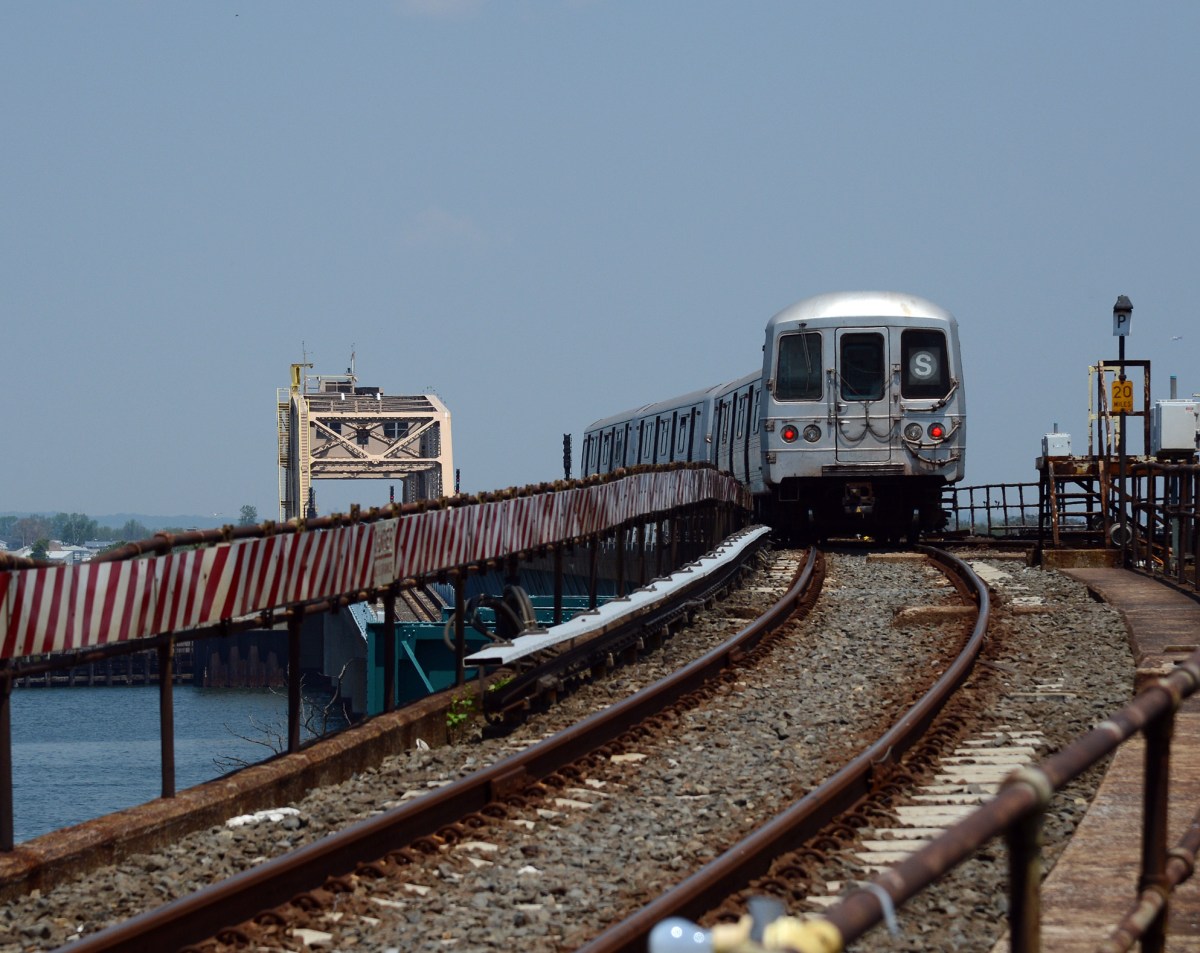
[553, 545, 564, 626]
[1141, 703, 1175, 953]
[656, 519, 665, 577]
[1007, 807, 1043, 952]
[287, 611, 303, 754]
[615, 525, 626, 598]
[670, 513, 680, 570]
[0, 662, 12, 851]
[157, 639, 176, 798]
[638, 521, 648, 588]
[588, 535, 599, 611]
[382, 590, 396, 713]
[454, 573, 466, 687]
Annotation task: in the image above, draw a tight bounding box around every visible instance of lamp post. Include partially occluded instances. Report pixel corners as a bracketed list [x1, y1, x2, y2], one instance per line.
[1113, 295, 1133, 564]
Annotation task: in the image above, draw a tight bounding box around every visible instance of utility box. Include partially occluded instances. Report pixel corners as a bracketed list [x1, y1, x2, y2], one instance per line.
[1151, 400, 1199, 457]
[1042, 431, 1072, 458]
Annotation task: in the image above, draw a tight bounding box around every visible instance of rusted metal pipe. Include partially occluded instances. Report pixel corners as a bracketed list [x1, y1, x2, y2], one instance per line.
[1101, 810, 1200, 952]
[1004, 767, 1053, 953]
[1139, 689, 1178, 953]
[823, 661, 1200, 946]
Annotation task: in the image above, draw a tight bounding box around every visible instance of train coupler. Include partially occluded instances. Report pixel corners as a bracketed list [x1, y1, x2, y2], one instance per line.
[843, 482, 876, 516]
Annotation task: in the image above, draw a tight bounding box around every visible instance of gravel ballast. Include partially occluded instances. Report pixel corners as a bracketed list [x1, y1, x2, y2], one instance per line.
[0, 551, 1133, 953]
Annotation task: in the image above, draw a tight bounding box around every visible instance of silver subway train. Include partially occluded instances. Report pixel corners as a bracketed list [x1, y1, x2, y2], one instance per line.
[580, 291, 966, 541]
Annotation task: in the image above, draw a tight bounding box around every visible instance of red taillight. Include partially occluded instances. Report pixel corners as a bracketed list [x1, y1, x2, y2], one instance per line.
[928, 422, 946, 441]
[781, 425, 799, 443]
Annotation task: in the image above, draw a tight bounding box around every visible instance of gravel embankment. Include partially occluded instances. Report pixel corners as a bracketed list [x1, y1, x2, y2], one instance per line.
[834, 555, 1132, 952]
[0, 551, 1131, 953]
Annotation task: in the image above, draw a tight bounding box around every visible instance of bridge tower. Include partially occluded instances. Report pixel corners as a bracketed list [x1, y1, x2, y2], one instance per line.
[277, 360, 454, 521]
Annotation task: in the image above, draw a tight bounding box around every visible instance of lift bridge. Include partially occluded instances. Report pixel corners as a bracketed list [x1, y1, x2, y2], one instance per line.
[277, 360, 453, 521]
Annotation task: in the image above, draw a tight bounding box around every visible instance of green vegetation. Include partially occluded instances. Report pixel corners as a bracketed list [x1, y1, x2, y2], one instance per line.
[445, 693, 476, 741]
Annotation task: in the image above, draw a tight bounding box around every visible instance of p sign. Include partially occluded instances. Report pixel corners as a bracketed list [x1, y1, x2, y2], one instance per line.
[1113, 295, 1133, 337]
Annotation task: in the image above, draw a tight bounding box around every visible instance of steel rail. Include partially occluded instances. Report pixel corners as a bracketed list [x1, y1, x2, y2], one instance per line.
[55, 549, 819, 953]
[820, 651, 1200, 950]
[576, 545, 991, 953]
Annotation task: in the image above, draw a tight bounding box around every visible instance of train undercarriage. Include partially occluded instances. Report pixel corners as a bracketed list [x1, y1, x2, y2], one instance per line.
[758, 475, 949, 544]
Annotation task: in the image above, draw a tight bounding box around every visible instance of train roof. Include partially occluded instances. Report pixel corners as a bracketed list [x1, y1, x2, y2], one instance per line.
[583, 371, 757, 433]
[765, 291, 957, 330]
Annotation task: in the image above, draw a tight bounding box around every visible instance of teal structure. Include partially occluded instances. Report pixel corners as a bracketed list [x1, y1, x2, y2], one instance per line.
[364, 596, 601, 715]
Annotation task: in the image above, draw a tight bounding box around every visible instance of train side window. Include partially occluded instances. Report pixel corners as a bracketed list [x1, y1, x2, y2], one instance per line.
[751, 388, 760, 433]
[602, 432, 612, 469]
[614, 430, 624, 466]
[901, 330, 950, 398]
[776, 332, 822, 400]
[736, 395, 746, 438]
[659, 420, 670, 456]
[676, 416, 688, 453]
[840, 333, 885, 401]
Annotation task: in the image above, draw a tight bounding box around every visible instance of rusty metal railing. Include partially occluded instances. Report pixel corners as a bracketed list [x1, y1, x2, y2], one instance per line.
[1125, 461, 1200, 592]
[942, 482, 1041, 538]
[0, 465, 750, 852]
[768, 652, 1190, 950]
[732, 650, 1200, 952]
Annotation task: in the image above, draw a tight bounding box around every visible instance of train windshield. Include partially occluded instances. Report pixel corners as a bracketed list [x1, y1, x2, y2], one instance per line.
[839, 333, 885, 401]
[901, 329, 950, 398]
[775, 332, 822, 400]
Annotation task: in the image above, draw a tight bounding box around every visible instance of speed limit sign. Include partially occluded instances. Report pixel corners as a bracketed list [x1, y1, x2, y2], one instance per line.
[1112, 379, 1134, 414]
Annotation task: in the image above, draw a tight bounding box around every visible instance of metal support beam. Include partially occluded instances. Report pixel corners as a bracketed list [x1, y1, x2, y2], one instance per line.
[382, 591, 396, 713]
[0, 664, 12, 851]
[454, 575, 466, 688]
[157, 641, 175, 799]
[553, 546, 564, 626]
[287, 612, 303, 754]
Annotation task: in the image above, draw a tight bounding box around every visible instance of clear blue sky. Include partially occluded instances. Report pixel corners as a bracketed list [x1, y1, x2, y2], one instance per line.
[2, 1, 1196, 520]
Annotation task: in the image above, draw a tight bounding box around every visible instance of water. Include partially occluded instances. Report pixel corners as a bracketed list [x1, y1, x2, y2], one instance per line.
[10, 685, 347, 843]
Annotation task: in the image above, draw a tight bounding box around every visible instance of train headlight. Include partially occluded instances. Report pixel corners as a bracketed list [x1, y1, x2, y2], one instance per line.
[802, 424, 821, 443]
[903, 423, 923, 442]
[927, 422, 947, 442]
[781, 424, 799, 443]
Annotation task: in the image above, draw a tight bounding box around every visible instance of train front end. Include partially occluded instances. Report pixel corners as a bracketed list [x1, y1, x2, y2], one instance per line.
[758, 291, 966, 541]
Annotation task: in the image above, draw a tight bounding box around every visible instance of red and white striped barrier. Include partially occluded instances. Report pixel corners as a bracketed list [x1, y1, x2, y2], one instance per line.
[0, 469, 749, 661]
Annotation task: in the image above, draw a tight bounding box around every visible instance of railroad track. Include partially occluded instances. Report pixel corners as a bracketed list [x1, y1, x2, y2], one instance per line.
[28, 543, 1134, 953]
[54, 547, 819, 952]
[576, 545, 990, 952]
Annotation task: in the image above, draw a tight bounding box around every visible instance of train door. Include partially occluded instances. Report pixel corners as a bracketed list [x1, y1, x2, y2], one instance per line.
[834, 328, 892, 463]
[714, 401, 727, 472]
